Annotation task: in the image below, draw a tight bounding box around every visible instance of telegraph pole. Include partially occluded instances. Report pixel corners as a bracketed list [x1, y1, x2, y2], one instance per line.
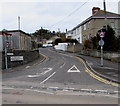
[103, 0, 107, 26]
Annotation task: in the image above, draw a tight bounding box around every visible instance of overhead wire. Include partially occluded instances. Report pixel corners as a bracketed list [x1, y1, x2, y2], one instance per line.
[47, 0, 90, 29]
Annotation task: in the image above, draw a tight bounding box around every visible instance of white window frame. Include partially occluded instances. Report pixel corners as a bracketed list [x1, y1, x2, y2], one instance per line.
[84, 24, 86, 30]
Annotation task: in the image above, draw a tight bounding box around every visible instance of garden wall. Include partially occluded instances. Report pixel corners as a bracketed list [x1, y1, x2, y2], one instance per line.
[2, 50, 39, 69]
[80, 50, 120, 62]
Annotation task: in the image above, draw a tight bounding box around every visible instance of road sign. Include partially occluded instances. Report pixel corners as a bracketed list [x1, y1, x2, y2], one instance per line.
[99, 32, 105, 38]
[10, 56, 24, 61]
[7, 53, 14, 55]
[99, 39, 104, 46]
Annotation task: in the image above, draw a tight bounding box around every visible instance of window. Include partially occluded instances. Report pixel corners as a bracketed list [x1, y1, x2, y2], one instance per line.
[84, 24, 86, 30]
[88, 22, 90, 29]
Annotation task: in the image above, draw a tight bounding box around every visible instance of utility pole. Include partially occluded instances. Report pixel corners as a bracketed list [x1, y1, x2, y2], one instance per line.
[103, 0, 107, 26]
[58, 28, 60, 37]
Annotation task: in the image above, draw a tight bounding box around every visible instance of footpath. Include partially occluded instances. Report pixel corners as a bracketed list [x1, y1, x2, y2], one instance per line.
[77, 54, 120, 84]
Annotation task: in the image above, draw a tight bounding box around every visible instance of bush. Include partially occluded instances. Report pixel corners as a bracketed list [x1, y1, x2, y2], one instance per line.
[83, 40, 92, 49]
[65, 39, 79, 44]
[54, 38, 62, 45]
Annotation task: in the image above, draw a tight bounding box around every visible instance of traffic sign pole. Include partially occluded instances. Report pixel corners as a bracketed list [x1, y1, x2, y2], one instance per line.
[101, 43, 103, 67]
[99, 31, 105, 67]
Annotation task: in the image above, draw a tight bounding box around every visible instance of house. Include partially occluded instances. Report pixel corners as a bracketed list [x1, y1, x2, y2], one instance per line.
[0, 31, 12, 52]
[46, 36, 61, 44]
[66, 30, 72, 39]
[6, 30, 32, 50]
[66, 7, 120, 43]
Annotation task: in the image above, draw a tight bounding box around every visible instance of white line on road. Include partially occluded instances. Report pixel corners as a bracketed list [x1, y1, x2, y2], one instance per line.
[60, 62, 66, 68]
[25, 89, 54, 95]
[40, 72, 56, 84]
[27, 68, 52, 78]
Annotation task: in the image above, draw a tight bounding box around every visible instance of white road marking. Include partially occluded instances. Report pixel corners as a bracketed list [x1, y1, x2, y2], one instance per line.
[95, 90, 108, 93]
[25, 89, 54, 95]
[27, 68, 52, 78]
[25, 66, 30, 69]
[49, 87, 59, 89]
[2, 88, 15, 90]
[40, 72, 56, 84]
[99, 67, 118, 70]
[60, 62, 66, 68]
[67, 65, 80, 73]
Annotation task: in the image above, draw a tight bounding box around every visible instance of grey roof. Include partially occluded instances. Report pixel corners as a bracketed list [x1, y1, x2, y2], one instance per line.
[6, 30, 31, 37]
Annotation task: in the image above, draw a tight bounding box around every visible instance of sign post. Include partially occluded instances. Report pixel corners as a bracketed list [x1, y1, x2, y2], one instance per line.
[5, 41, 10, 69]
[99, 31, 105, 67]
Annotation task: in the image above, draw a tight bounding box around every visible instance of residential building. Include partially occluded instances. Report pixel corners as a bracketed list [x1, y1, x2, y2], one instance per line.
[66, 7, 120, 43]
[7, 30, 32, 50]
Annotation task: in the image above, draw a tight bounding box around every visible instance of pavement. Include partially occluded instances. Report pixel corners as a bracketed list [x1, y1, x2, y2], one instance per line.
[2, 48, 120, 85]
[76, 54, 120, 84]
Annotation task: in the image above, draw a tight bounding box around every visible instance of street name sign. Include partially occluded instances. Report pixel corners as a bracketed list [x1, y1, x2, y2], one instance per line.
[10, 56, 23, 61]
[7, 53, 14, 55]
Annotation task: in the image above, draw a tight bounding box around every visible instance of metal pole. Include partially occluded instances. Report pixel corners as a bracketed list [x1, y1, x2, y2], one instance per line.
[5, 48, 8, 69]
[101, 45, 103, 67]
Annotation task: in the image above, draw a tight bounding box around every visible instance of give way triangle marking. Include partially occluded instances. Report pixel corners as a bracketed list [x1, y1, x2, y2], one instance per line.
[67, 65, 80, 73]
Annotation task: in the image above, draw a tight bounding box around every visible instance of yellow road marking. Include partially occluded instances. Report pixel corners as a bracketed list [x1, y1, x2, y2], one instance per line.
[75, 56, 120, 88]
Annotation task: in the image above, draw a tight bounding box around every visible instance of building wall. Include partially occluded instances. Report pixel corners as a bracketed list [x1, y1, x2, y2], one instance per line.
[72, 26, 82, 43]
[9, 32, 21, 50]
[81, 18, 120, 41]
[0, 36, 3, 51]
[8, 31, 32, 50]
[26, 36, 32, 50]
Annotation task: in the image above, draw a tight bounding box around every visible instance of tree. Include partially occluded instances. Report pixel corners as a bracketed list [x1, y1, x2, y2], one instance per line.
[96, 25, 116, 51]
[90, 36, 98, 49]
[54, 38, 63, 45]
[32, 28, 53, 41]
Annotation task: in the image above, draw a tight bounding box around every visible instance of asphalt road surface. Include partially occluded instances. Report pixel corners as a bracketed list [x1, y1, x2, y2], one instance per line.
[2, 48, 119, 104]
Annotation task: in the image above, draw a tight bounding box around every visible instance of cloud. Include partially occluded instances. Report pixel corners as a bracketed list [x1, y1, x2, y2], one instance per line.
[0, 1, 119, 33]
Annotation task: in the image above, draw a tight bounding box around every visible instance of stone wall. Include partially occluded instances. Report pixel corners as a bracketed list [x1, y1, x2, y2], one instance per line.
[2, 50, 39, 69]
[80, 50, 120, 62]
[0, 52, 2, 70]
[67, 44, 83, 53]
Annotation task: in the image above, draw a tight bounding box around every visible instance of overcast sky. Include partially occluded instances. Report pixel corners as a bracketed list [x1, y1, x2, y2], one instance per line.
[0, 0, 119, 33]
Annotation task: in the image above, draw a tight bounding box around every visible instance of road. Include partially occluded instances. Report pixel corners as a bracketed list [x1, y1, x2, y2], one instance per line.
[2, 48, 119, 104]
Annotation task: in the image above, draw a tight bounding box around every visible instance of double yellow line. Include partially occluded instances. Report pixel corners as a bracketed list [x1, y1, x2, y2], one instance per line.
[75, 56, 120, 88]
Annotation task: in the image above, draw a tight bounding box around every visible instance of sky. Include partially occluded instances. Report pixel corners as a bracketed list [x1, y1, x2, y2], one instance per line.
[0, 0, 119, 33]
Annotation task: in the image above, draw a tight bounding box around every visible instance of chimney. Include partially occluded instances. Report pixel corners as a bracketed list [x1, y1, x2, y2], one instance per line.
[92, 7, 100, 15]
